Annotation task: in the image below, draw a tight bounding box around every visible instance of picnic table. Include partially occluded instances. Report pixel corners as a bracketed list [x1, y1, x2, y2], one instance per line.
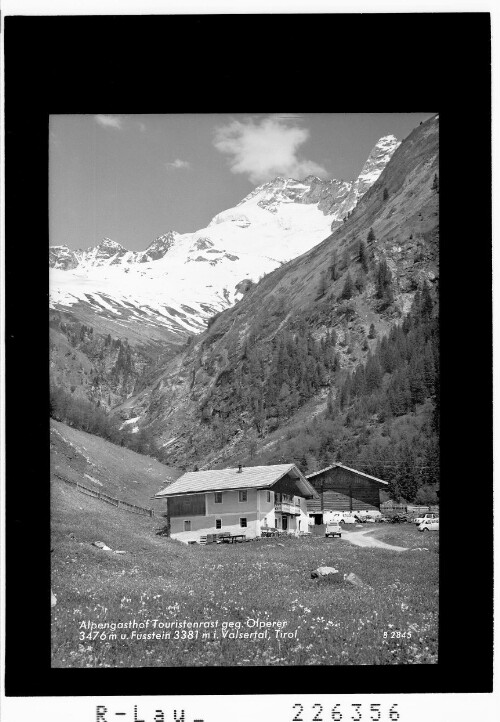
[221, 533, 246, 543]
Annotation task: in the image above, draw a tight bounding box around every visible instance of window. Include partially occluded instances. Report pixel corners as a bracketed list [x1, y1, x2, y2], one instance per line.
[184, 520, 191, 531]
[238, 490, 247, 502]
[216, 519, 222, 529]
[214, 492, 223, 504]
[240, 518, 247, 528]
[267, 490, 271, 503]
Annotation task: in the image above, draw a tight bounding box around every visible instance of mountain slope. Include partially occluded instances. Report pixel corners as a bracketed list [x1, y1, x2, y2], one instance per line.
[111, 115, 439, 470]
[50, 419, 181, 511]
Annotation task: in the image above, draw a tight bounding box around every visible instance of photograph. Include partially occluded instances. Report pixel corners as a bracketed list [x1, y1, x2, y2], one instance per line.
[49, 111, 440, 668]
[3, 10, 494, 713]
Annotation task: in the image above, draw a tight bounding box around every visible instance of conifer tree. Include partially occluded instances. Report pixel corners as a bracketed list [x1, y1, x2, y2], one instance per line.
[355, 273, 366, 294]
[358, 240, 369, 273]
[326, 389, 335, 417]
[341, 272, 354, 300]
[316, 271, 328, 299]
[367, 227, 376, 243]
[368, 323, 376, 339]
[420, 281, 433, 317]
[375, 259, 393, 306]
[329, 250, 340, 281]
[383, 187, 389, 201]
[431, 173, 439, 192]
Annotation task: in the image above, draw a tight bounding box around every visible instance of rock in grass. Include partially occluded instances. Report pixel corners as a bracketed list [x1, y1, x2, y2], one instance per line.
[114, 550, 127, 554]
[93, 541, 112, 551]
[277, 543, 285, 547]
[311, 566, 339, 579]
[51, 590, 57, 607]
[344, 572, 369, 588]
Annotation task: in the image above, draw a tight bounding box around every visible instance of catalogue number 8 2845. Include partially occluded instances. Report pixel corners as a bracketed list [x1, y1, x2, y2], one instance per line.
[292, 703, 400, 721]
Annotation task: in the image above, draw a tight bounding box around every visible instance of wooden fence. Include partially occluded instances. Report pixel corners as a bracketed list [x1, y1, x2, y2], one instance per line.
[381, 503, 439, 514]
[53, 473, 155, 517]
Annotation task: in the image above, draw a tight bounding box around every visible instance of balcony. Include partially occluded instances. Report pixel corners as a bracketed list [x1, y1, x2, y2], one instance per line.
[274, 502, 301, 515]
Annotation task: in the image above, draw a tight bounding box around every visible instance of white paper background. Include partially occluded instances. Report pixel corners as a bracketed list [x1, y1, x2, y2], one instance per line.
[1, 2, 497, 721]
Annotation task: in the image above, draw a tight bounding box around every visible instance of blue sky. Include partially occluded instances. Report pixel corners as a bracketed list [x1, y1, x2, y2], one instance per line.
[50, 112, 435, 251]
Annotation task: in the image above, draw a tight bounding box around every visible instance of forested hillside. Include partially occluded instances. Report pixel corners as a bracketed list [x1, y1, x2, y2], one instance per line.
[233, 285, 439, 503]
[50, 310, 180, 409]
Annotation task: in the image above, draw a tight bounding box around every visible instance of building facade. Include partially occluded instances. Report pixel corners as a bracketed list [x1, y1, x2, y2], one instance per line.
[155, 464, 318, 544]
[306, 463, 388, 524]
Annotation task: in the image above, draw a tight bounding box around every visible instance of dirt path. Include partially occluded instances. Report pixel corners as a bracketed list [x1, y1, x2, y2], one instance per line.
[341, 529, 408, 552]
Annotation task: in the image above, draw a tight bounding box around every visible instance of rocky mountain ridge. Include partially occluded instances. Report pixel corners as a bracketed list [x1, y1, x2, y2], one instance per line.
[110, 116, 438, 469]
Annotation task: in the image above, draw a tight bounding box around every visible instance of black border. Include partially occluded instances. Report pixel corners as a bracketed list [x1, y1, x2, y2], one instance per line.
[4, 13, 492, 696]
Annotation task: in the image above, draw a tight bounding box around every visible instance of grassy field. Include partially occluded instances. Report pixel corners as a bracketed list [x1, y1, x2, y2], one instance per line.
[51, 479, 438, 667]
[50, 419, 181, 511]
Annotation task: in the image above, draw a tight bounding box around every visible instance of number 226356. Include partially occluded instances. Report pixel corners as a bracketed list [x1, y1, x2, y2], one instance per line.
[292, 703, 400, 721]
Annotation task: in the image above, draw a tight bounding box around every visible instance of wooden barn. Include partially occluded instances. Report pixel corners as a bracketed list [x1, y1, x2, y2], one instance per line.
[306, 463, 388, 523]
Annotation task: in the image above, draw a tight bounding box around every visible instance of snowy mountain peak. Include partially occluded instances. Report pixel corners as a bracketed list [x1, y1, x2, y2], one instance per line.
[354, 135, 401, 197]
[97, 237, 123, 249]
[49, 245, 80, 270]
[139, 231, 180, 262]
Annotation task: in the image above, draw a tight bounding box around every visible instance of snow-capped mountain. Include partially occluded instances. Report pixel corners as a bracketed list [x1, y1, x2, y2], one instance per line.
[328, 134, 401, 224]
[49, 134, 399, 346]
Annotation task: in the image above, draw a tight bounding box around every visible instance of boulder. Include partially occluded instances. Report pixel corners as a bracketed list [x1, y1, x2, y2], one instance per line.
[114, 550, 127, 554]
[344, 572, 371, 589]
[93, 541, 112, 551]
[51, 590, 57, 607]
[311, 566, 339, 579]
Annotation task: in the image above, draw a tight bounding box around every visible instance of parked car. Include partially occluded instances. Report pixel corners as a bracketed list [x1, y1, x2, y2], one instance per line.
[342, 515, 356, 525]
[414, 513, 439, 525]
[325, 522, 342, 538]
[391, 514, 409, 524]
[418, 518, 439, 531]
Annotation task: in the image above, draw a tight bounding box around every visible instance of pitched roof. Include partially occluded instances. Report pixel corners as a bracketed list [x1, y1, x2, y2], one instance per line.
[155, 464, 319, 498]
[306, 463, 388, 485]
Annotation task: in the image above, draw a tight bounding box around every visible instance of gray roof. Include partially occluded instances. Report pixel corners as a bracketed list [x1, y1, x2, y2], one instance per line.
[155, 463, 319, 499]
[306, 462, 388, 485]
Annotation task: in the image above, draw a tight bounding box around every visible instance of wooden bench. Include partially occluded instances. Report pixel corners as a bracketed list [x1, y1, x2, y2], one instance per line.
[261, 528, 279, 538]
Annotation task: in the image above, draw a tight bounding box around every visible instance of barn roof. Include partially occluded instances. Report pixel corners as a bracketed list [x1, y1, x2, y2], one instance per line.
[306, 463, 388, 485]
[155, 464, 319, 499]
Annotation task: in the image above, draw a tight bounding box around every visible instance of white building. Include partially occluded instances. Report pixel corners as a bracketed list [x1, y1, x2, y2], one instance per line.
[154, 463, 318, 544]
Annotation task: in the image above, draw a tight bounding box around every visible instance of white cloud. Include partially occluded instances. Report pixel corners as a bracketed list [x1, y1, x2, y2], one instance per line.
[94, 114, 123, 130]
[213, 115, 328, 184]
[166, 158, 191, 170]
